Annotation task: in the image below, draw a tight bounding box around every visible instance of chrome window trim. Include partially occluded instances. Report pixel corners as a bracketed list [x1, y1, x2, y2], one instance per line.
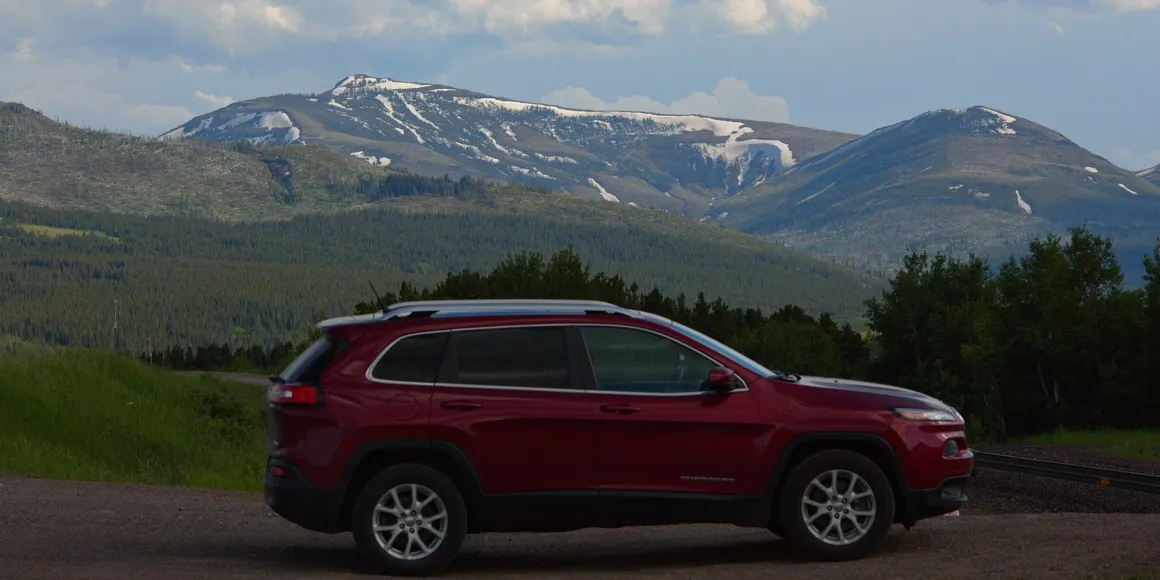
[363, 321, 750, 396]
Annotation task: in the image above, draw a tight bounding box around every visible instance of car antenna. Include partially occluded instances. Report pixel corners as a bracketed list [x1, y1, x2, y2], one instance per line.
[368, 281, 389, 313]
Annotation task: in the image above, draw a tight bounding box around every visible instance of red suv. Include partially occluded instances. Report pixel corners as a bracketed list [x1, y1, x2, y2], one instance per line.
[264, 299, 973, 576]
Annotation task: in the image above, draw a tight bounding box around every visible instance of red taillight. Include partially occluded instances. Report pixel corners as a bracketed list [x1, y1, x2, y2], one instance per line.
[268, 383, 318, 406]
[269, 465, 288, 478]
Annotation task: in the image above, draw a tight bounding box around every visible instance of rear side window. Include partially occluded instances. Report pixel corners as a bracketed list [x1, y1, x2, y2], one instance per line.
[450, 326, 571, 389]
[369, 332, 450, 383]
[278, 333, 351, 385]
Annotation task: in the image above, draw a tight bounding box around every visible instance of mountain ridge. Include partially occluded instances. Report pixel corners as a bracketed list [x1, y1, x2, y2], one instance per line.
[712, 105, 1160, 280]
[160, 74, 859, 217]
[1141, 163, 1160, 187]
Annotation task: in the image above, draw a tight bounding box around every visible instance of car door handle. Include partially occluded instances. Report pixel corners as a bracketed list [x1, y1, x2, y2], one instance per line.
[600, 404, 641, 414]
[441, 400, 483, 411]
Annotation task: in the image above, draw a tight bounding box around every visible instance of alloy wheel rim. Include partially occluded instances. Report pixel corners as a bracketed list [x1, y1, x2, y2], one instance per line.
[372, 483, 449, 560]
[800, 469, 877, 546]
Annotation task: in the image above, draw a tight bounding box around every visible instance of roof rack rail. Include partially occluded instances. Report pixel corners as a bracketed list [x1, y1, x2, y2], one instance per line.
[383, 299, 619, 312]
[316, 299, 638, 329]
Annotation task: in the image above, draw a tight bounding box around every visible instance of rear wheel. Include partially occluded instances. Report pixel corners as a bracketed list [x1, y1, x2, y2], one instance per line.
[777, 449, 895, 561]
[351, 463, 467, 577]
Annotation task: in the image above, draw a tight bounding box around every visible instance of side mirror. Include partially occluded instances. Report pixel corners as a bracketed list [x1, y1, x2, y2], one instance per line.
[706, 367, 741, 392]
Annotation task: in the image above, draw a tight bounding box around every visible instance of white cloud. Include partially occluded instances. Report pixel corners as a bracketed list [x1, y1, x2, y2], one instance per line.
[447, 0, 674, 35]
[1045, 20, 1065, 34]
[195, 90, 234, 108]
[543, 77, 792, 123]
[1, 50, 196, 135]
[16, 39, 34, 60]
[176, 57, 227, 73]
[711, 0, 827, 34]
[1100, 0, 1160, 11]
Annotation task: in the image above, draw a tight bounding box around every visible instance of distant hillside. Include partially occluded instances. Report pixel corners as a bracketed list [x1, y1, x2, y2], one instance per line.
[0, 102, 405, 220]
[160, 74, 858, 217]
[713, 106, 1160, 281]
[0, 198, 882, 350]
[0, 106, 883, 349]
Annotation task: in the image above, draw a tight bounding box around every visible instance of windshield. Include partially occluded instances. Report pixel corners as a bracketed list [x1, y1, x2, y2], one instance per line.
[639, 312, 776, 378]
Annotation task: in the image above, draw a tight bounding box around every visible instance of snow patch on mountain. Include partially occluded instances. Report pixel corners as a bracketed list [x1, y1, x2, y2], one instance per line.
[1119, 183, 1139, 195]
[259, 112, 293, 130]
[979, 107, 1017, 135]
[588, 178, 620, 202]
[350, 151, 392, 167]
[1015, 190, 1032, 214]
[456, 96, 743, 137]
[1139, 166, 1157, 178]
[695, 127, 796, 182]
[478, 127, 511, 155]
[510, 165, 555, 180]
[219, 112, 259, 129]
[332, 75, 429, 95]
[796, 182, 836, 205]
[375, 95, 425, 144]
[535, 153, 579, 164]
[1084, 166, 1099, 173]
[398, 93, 439, 129]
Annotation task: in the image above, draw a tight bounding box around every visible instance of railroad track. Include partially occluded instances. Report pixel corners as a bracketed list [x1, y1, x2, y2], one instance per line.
[972, 450, 1160, 495]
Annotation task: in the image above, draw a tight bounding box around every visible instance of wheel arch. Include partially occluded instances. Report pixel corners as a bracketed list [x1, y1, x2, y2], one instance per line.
[765, 432, 912, 524]
[335, 439, 483, 532]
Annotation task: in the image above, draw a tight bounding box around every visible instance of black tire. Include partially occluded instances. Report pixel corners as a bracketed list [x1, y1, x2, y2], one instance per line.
[351, 463, 468, 577]
[776, 449, 895, 561]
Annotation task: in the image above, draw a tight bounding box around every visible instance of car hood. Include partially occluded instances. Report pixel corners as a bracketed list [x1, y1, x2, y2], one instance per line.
[789, 375, 954, 411]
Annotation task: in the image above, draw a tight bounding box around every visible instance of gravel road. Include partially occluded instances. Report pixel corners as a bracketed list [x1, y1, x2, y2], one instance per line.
[2, 476, 1159, 580]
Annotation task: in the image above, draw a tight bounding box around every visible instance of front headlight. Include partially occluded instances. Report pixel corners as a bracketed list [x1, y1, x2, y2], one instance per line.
[891, 407, 960, 422]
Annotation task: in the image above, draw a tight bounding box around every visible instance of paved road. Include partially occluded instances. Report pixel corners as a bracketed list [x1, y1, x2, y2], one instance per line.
[2, 476, 1158, 580]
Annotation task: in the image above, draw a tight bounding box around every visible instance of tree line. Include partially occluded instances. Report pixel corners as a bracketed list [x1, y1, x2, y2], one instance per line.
[137, 227, 1160, 441]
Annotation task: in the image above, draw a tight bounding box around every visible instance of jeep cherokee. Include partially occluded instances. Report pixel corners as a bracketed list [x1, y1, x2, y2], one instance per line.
[263, 299, 973, 576]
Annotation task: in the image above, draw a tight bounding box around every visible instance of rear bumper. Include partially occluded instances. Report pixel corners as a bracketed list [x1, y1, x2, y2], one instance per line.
[903, 475, 970, 522]
[263, 458, 345, 533]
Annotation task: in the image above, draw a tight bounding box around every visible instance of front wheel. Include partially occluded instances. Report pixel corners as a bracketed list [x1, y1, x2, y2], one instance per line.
[351, 463, 468, 577]
[776, 449, 895, 561]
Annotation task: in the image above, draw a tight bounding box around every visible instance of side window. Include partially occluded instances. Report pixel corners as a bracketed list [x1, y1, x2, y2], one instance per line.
[451, 326, 571, 389]
[369, 332, 449, 383]
[580, 327, 719, 394]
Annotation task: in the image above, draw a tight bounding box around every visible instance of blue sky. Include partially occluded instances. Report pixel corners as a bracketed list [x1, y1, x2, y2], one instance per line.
[2, 0, 1157, 170]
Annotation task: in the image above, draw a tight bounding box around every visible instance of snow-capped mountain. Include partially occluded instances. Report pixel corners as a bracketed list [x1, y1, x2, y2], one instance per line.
[161, 74, 857, 216]
[1141, 163, 1160, 187]
[713, 106, 1160, 276]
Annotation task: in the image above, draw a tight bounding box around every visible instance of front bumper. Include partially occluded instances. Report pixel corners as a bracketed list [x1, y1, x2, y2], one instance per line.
[263, 458, 346, 534]
[903, 475, 970, 522]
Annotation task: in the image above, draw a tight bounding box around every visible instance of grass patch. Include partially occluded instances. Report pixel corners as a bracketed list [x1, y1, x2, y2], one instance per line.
[1024, 429, 1160, 462]
[0, 349, 266, 490]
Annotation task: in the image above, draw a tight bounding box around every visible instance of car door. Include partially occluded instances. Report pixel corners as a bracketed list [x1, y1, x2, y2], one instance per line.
[577, 324, 769, 496]
[428, 324, 597, 498]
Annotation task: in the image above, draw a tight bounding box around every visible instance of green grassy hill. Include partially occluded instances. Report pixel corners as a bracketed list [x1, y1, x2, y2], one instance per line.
[0, 349, 265, 490]
[0, 102, 394, 220]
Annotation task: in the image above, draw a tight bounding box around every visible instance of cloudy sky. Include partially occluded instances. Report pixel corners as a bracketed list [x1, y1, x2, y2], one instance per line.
[2, 0, 1157, 170]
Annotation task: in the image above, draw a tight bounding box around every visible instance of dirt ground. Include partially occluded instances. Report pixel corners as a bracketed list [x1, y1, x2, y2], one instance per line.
[2, 476, 1158, 580]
